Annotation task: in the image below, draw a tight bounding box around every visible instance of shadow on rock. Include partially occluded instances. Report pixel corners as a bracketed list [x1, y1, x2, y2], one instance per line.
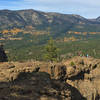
[68, 71, 85, 81]
[0, 71, 87, 100]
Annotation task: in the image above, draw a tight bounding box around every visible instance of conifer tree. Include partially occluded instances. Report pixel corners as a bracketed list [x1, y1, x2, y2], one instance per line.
[44, 37, 59, 63]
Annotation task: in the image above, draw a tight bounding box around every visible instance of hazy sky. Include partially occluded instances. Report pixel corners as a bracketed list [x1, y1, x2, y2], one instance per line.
[0, 0, 100, 18]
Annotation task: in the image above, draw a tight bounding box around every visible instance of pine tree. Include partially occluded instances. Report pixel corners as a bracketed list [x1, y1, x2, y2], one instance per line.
[44, 37, 59, 62]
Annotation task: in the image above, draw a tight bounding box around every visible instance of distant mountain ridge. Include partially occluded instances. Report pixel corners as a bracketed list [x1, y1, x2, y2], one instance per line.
[0, 9, 100, 35]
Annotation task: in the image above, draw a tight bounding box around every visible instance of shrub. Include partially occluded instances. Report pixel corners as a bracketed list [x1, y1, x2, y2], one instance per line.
[70, 61, 75, 66]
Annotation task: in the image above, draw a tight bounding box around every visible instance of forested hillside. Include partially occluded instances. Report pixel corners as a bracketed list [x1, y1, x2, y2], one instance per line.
[0, 9, 100, 61]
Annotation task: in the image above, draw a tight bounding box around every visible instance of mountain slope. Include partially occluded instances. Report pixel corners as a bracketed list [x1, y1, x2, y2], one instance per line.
[0, 9, 100, 34]
[0, 9, 100, 61]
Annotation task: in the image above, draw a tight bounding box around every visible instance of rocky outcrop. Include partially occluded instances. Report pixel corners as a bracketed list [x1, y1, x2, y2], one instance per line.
[0, 71, 86, 100]
[0, 56, 100, 100]
[64, 57, 100, 79]
[64, 57, 100, 100]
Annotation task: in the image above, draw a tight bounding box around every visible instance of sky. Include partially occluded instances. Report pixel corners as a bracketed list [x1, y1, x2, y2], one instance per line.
[0, 0, 100, 18]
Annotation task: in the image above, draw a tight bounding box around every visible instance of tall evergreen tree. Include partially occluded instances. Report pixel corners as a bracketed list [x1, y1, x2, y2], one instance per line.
[44, 37, 59, 62]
